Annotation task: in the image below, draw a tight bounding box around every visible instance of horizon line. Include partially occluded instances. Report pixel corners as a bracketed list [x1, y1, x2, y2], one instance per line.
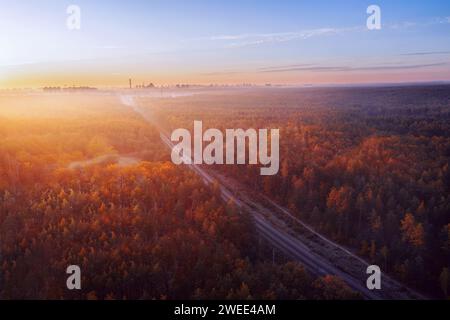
[2, 80, 450, 91]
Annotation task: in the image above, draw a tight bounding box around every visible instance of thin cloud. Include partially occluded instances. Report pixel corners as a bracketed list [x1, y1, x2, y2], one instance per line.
[209, 27, 361, 48]
[259, 62, 447, 73]
[387, 21, 417, 29]
[389, 16, 450, 28]
[350, 62, 447, 71]
[431, 16, 450, 24]
[260, 66, 350, 73]
[204, 15, 450, 48]
[258, 64, 314, 71]
[401, 51, 450, 56]
[200, 62, 447, 76]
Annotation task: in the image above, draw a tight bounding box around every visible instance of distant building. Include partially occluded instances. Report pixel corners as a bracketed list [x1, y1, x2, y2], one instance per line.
[136, 82, 156, 89]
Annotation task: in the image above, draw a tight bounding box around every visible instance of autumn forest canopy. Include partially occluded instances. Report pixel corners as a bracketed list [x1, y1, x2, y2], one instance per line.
[0, 85, 449, 299]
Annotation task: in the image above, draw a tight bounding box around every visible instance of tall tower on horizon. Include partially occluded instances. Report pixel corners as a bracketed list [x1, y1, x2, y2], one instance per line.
[129, 78, 132, 89]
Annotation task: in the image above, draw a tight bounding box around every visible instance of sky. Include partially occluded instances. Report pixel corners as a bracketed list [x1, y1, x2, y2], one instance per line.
[1, 0, 450, 88]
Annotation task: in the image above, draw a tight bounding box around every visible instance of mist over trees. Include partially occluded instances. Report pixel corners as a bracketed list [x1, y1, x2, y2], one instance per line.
[0, 93, 359, 299]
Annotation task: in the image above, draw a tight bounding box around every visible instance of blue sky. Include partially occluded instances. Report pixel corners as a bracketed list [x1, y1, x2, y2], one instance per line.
[1, 0, 450, 87]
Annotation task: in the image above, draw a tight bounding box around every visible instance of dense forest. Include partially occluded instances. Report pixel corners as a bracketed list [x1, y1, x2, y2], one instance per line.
[146, 85, 450, 298]
[0, 93, 359, 299]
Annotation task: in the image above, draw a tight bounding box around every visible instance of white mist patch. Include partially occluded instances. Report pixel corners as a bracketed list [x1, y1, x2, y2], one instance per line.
[171, 120, 280, 176]
[120, 95, 136, 107]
